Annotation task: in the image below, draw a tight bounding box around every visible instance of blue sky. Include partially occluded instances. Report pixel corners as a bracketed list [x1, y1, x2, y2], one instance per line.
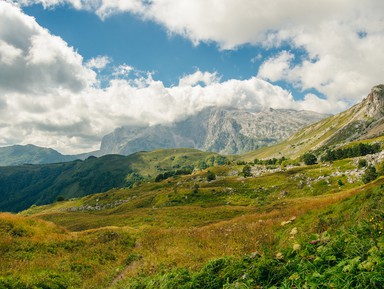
[24, 4, 271, 88]
[1, 0, 384, 153]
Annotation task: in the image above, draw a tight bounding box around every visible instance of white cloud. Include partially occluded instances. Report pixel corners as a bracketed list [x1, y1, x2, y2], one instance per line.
[297, 94, 349, 114]
[13, 0, 384, 105]
[257, 51, 294, 82]
[86, 55, 111, 70]
[112, 64, 134, 78]
[0, 40, 23, 65]
[3, 0, 384, 153]
[178, 70, 220, 87]
[0, 2, 96, 94]
[0, 1, 300, 153]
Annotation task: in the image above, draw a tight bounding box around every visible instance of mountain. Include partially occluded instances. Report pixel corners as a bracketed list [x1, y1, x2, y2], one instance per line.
[100, 107, 329, 155]
[243, 84, 384, 160]
[0, 144, 100, 166]
[0, 144, 76, 166]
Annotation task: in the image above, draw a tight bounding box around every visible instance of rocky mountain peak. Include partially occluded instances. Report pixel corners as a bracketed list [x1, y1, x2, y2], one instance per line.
[99, 107, 329, 155]
[363, 84, 384, 118]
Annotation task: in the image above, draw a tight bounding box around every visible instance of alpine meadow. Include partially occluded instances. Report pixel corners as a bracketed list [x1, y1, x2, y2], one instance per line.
[1, 1, 384, 289]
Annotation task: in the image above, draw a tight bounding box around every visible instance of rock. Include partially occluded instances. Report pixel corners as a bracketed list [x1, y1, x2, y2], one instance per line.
[99, 107, 328, 155]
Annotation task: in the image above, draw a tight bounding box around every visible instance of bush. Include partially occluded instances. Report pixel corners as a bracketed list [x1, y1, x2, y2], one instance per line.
[362, 166, 378, 184]
[358, 159, 367, 168]
[206, 171, 216, 182]
[302, 153, 317, 165]
[242, 165, 252, 177]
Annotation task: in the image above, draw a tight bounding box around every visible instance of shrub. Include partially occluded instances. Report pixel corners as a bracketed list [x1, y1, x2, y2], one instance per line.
[242, 165, 252, 177]
[206, 171, 216, 182]
[302, 153, 317, 165]
[362, 166, 378, 184]
[358, 159, 367, 168]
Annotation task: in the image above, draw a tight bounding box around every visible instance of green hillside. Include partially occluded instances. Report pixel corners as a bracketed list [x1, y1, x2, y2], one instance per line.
[242, 85, 384, 161]
[0, 141, 380, 288]
[0, 149, 225, 212]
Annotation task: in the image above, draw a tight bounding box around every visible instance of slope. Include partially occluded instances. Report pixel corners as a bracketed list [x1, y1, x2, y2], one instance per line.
[0, 149, 224, 212]
[100, 107, 328, 155]
[13, 150, 384, 288]
[242, 84, 384, 160]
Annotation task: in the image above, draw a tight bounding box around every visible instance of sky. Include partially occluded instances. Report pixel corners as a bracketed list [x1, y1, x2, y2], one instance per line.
[1, 0, 384, 154]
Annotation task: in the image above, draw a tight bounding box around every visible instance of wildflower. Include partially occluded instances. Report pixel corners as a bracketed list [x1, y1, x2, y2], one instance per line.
[293, 243, 301, 251]
[275, 252, 284, 260]
[290, 227, 298, 236]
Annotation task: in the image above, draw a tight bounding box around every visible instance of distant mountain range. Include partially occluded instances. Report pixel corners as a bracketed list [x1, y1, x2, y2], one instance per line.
[0, 107, 328, 166]
[0, 144, 76, 166]
[99, 107, 329, 156]
[2, 84, 384, 166]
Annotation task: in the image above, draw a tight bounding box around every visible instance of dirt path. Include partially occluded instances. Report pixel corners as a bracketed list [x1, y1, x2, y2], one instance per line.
[108, 260, 141, 289]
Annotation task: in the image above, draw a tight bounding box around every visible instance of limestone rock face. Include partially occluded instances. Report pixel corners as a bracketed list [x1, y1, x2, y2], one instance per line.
[363, 85, 384, 118]
[100, 107, 329, 155]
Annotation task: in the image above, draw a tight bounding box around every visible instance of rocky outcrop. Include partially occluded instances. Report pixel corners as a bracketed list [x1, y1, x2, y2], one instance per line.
[100, 107, 329, 155]
[361, 84, 384, 118]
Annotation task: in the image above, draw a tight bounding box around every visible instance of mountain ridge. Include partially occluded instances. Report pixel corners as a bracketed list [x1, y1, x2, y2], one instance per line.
[243, 84, 384, 160]
[100, 107, 329, 156]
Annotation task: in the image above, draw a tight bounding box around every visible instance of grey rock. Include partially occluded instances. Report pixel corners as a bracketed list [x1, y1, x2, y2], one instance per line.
[100, 107, 329, 155]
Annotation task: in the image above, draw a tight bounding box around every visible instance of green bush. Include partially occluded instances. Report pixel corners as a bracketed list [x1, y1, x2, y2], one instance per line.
[302, 153, 317, 165]
[362, 166, 378, 184]
[206, 171, 216, 182]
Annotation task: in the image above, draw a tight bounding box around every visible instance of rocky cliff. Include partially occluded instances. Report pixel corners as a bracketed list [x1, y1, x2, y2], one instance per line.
[100, 107, 329, 155]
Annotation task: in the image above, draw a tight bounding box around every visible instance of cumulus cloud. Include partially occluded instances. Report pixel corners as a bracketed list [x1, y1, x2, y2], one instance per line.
[178, 70, 220, 87]
[257, 51, 294, 82]
[0, 2, 96, 95]
[0, 1, 298, 153]
[14, 0, 384, 107]
[3, 0, 384, 153]
[86, 55, 111, 70]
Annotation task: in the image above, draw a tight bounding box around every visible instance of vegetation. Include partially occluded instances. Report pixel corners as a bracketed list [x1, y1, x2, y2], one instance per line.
[362, 166, 378, 184]
[1, 130, 384, 288]
[242, 165, 252, 177]
[321, 143, 381, 162]
[302, 153, 317, 165]
[206, 170, 216, 181]
[0, 149, 224, 212]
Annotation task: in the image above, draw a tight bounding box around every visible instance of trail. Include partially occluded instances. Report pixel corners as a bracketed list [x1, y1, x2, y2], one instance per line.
[108, 260, 140, 289]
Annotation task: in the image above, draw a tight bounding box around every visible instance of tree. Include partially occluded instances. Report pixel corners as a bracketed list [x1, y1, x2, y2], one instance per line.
[362, 166, 378, 184]
[206, 170, 216, 181]
[242, 165, 252, 177]
[358, 159, 367, 168]
[302, 153, 317, 165]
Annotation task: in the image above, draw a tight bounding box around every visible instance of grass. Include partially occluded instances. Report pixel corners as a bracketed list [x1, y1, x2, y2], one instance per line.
[115, 179, 384, 288]
[0, 213, 137, 289]
[1, 147, 383, 288]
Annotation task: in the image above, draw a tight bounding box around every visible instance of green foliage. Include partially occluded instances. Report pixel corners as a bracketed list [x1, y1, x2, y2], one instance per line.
[0, 149, 223, 212]
[362, 166, 378, 184]
[302, 153, 317, 165]
[358, 159, 368, 168]
[155, 167, 193, 182]
[206, 171, 216, 182]
[321, 143, 381, 162]
[128, 210, 384, 288]
[254, 156, 287, 166]
[56, 196, 65, 202]
[242, 165, 252, 177]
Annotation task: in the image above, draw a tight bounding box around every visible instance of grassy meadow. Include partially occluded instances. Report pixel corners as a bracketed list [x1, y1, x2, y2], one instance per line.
[1, 140, 383, 288]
